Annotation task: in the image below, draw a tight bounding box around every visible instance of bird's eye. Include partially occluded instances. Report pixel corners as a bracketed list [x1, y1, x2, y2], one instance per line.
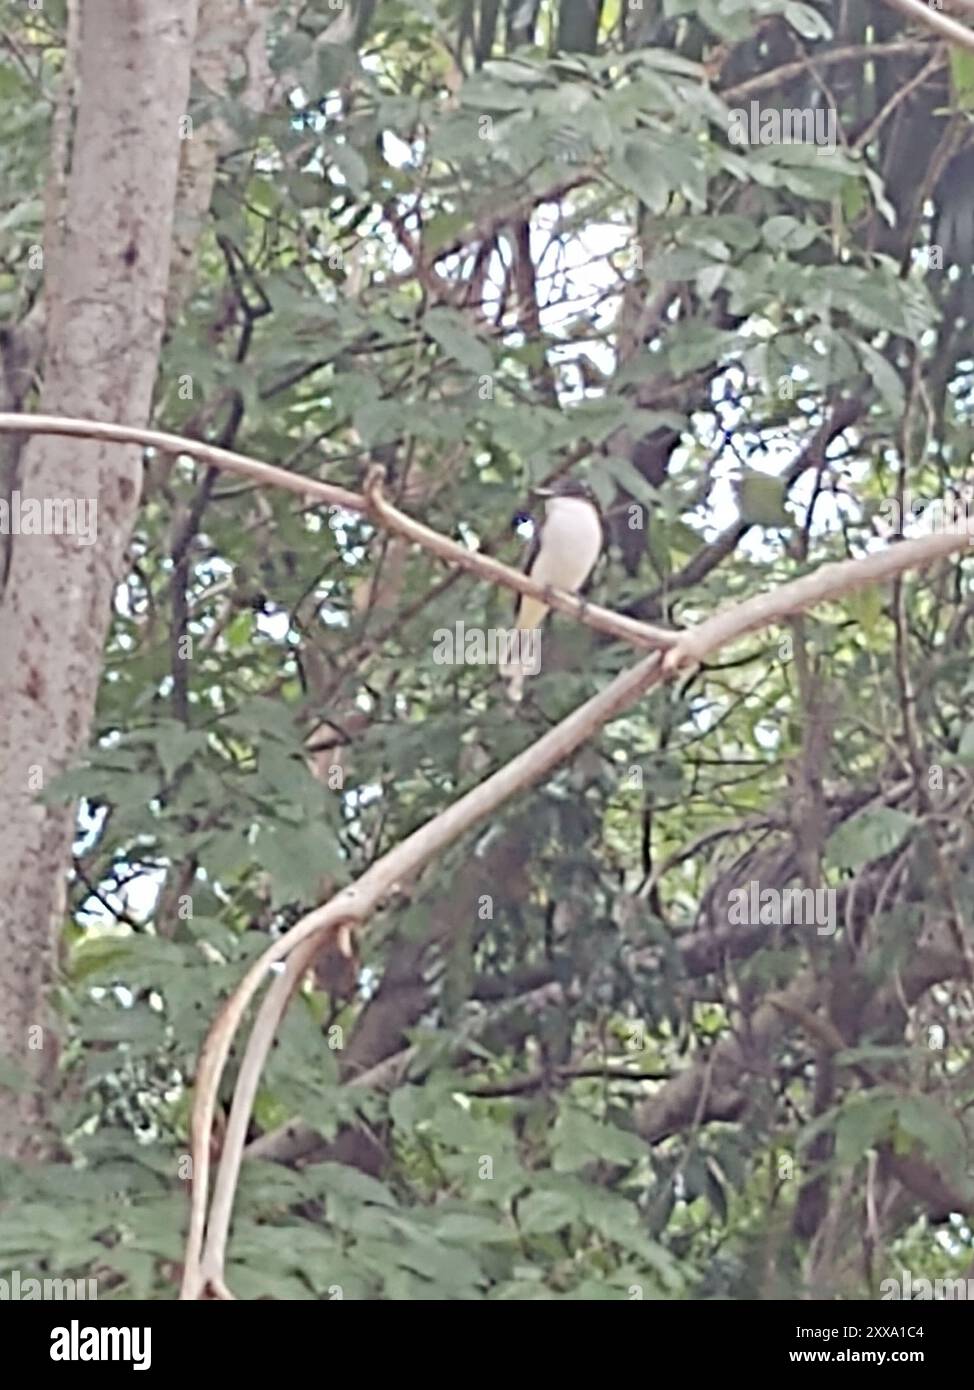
[511, 511, 532, 529]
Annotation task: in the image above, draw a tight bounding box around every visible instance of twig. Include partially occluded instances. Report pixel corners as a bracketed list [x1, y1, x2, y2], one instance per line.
[853, 49, 946, 154]
[719, 41, 934, 102]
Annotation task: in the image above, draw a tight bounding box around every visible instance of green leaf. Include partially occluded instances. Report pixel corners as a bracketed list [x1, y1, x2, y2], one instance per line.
[434, 1211, 516, 1244]
[154, 725, 208, 782]
[784, 2, 833, 39]
[857, 340, 904, 415]
[199, 827, 252, 881]
[480, 59, 550, 86]
[226, 697, 299, 743]
[611, 138, 671, 213]
[736, 470, 790, 528]
[551, 1108, 646, 1172]
[825, 807, 917, 873]
[424, 308, 493, 374]
[950, 48, 974, 110]
[845, 582, 885, 637]
[762, 215, 818, 252]
[327, 141, 368, 194]
[895, 1096, 971, 1185]
[258, 822, 346, 905]
[833, 1094, 898, 1167]
[304, 1162, 397, 1208]
[597, 454, 660, 506]
[517, 1188, 579, 1234]
[0, 197, 42, 231]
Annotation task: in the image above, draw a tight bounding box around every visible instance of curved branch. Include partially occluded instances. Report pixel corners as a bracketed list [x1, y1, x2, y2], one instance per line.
[7, 411, 970, 1294]
[0, 411, 358, 508]
[363, 467, 675, 652]
[186, 507, 974, 1296]
[197, 924, 333, 1293]
[180, 647, 668, 1297]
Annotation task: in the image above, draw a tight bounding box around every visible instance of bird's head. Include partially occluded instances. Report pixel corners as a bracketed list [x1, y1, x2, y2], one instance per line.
[532, 478, 600, 518]
[532, 478, 596, 503]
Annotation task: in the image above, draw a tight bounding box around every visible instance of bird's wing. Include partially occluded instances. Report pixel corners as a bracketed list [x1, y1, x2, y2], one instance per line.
[512, 525, 544, 630]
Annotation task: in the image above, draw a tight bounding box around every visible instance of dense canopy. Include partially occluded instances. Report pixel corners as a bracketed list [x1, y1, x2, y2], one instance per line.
[1, 0, 973, 1303]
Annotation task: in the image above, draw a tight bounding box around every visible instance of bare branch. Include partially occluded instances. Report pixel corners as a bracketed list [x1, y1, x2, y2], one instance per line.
[186, 515, 974, 1297]
[0, 411, 362, 509]
[877, 0, 974, 54]
[363, 467, 676, 652]
[719, 41, 938, 102]
[663, 528, 974, 673]
[0, 413, 679, 655]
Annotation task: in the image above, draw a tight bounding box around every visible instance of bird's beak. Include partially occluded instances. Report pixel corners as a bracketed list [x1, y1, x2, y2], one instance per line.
[531, 486, 555, 498]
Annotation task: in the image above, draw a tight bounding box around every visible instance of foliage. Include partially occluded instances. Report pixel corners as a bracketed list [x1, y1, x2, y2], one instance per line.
[1, 0, 973, 1299]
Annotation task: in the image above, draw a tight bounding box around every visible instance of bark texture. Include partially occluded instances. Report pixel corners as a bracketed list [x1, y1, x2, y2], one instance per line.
[0, 0, 199, 1157]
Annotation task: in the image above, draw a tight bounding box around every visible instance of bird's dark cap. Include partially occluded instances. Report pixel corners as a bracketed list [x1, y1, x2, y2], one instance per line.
[532, 478, 595, 500]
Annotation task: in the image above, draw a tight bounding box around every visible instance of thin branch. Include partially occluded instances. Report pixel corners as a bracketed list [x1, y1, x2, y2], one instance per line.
[0, 413, 679, 655]
[877, 0, 974, 55]
[853, 49, 947, 154]
[719, 40, 936, 102]
[198, 925, 325, 1290]
[0, 411, 362, 509]
[363, 467, 676, 652]
[663, 527, 974, 673]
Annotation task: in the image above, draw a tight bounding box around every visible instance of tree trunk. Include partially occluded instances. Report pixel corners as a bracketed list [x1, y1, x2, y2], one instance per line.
[0, 0, 198, 1159]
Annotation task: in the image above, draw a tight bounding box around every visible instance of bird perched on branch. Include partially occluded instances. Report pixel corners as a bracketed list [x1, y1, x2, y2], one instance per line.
[500, 478, 603, 703]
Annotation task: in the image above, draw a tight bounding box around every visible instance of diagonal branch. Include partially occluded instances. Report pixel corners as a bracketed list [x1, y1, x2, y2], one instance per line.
[0, 413, 677, 655]
[362, 467, 675, 651]
[719, 41, 938, 103]
[663, 526, 974, 672]
[877, 0, 974, 54]
[184, 504, 974, 1298]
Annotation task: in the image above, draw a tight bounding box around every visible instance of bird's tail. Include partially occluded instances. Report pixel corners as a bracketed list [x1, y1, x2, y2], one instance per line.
[498, 635, 526, 703]
[502, 663, 526, 703]
[499, 602, 546, 703]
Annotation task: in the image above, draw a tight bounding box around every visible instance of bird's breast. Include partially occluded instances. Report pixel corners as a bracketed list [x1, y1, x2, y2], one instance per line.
[531, 497, 603, 590]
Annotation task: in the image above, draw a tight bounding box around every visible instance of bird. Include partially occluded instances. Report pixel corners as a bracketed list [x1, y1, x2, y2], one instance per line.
[500, 478, 604, 703]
